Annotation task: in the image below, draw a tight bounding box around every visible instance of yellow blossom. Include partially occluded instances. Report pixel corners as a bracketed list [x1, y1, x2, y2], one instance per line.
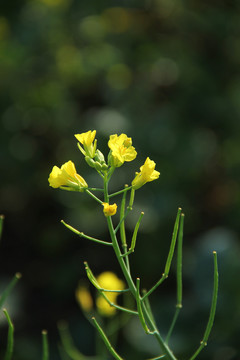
[102, 202, 117, 216]
[48, 160, 88, 191]
[96, 272, 124, 317]
[132, 157, 160, 190]
[108, 133, 137, 167]
[75, 130, 97, 158]
[76, 285, 93, 312]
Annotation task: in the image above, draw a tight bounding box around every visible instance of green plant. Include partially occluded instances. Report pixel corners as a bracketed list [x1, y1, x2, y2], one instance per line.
[0, 215, 49, 360]
[48, 130, 219, 360]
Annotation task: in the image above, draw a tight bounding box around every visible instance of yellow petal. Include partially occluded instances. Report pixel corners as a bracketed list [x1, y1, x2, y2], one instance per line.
[102, 202, 117, 216]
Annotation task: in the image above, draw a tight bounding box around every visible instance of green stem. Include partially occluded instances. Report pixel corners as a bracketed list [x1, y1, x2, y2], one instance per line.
[0, 214, 4, 240]
[166, 213, 184, 343]
[109, 186, 132, 198]
[61, 220, 112, 246]
[92, 317, 124, 360]
[136, 278, 151, 334]
[42, 330, 49, 360]
[128, 188, 135, 210]
[166, 309, 180, 346]
[58, 321, 97, 360]
[189, 251, 219, 360]
[87, 188, 104, 192]
[129, 212, 144, 252]
[143, 208, 182, 300]
[99, 288, 130, 294]
[114, 208, 131, 235]
[164, 208, 182, 275]
[3, 309, 14, 360]
[0, 273, 22, 309]
[120, 185, 127, 249]
[142, 274, 168, 300]
[99, 291, 138, 316]
[142, 289, 157, 328]
[85, 190, 103, 204]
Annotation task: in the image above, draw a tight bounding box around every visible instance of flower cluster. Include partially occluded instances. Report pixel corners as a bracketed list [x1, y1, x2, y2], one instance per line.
[48, 130, 160, 216]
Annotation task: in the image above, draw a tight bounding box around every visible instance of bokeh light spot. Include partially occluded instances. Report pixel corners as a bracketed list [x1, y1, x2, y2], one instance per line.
[106, 63, 132, 90]
[90, 108, 129, 135]
[0, 17, 10, 40]
[150, 58, 179, 87]
[56, 46, 83, 79]
[102, 7, 131, 33]
[79, 16, 106, 41]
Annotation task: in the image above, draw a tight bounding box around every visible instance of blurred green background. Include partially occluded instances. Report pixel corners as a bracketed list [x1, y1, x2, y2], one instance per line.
[1, 0, 240, 359]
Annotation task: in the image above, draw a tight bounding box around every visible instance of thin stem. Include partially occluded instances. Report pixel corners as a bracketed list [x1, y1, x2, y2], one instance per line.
[119, 185, 130, 271]
[99, 288, 130, 294]
[0, 273, 22, 309]
[128, 188, 135, 210]
[109, 186, 132, 198]
[166, 213, 184, 344]
[166, 309, 181, 346]
[164, 208, 182, 275]
[0, 214, 4, 240]
[142, 289, 157, 328]
[99, 292, 138, 315]
[3, 309, 14, 360]
[85, 262, 137, 315]
[42, 330, 49, 360]
[189, 251, 219, 360]
[61, 220, 112, 246]
[176, 214, 184, 307]
[87, 188, 104, 192]
[136, 278, 151, 334]
[142, 274, 168, 300]
[85, 189, 103, 204]
[143, 208, 182, 300]
[114, 208, 131, 234]
[84, 261, 102, 290]
[92, 317, 124, 360]
[119, 185, 128, 247]
[129, 212, 144, 252]
[58, 321, 97, 360]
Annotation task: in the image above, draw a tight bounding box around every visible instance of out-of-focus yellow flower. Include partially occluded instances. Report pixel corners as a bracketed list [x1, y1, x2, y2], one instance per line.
[97, 272, 125, 290]
[108, 134, 137, 167]
[48, 160, 88, 191]
[102, 202, 117, 216]
[132, 157, 160, 190]
[75, 130, 97, 158]
[96, 272, 124, 317]
[76, 285, 93, 313]
[96, 296, 116, 316]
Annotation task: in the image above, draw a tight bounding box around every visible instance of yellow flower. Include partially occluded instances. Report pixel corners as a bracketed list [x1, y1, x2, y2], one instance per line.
[96, 272, 124, 317]
[132, 157, 160, 190]
[75, 130, 97, 158]
[108, 133, 137, 167]
[48, 160, 88, 191]
[102, 202, 117, 216]
[76, 284, 93, 313]
[96, 296, 116, 316]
